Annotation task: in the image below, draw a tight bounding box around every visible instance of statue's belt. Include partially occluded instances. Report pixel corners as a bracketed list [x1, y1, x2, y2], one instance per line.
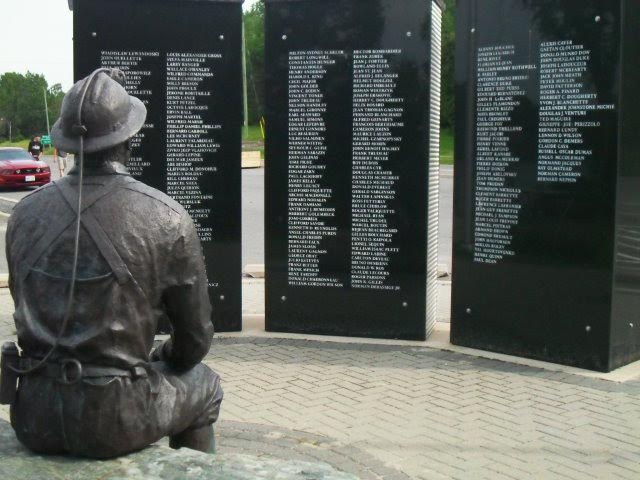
[19, 357, 149, 385]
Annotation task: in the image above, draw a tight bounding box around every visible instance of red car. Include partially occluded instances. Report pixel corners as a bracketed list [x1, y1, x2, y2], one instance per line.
[0, 147, 51, 188]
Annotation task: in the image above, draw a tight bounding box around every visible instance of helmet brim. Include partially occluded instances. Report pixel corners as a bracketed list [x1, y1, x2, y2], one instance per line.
[51, 96, 147, 154]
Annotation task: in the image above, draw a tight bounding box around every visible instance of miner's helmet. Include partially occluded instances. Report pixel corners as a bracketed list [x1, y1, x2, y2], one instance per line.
[51, 69, 146, 154]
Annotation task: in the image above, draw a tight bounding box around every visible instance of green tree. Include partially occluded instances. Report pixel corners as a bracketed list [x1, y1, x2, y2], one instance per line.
[242, 0, 456, 129]
[46, 83, 65, 132]
[244, 1, 265, 125]
[0, 72, 65, 140]
[441, 0, 455, 130]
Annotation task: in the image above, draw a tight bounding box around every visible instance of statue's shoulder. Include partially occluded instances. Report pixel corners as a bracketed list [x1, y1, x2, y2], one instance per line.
[8, 183, 59, 238]
[120, 179, 185, 216]
[14, 182, 57, 209]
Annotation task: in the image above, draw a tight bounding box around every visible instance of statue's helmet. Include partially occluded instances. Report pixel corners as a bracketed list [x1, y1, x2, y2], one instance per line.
[51, 69, 147, 154]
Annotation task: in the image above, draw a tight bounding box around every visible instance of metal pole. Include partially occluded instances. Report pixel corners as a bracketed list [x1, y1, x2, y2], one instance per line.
[8, 121, 11, 143]
[43, 87, 51, 136]
[242, 19, 249, 138]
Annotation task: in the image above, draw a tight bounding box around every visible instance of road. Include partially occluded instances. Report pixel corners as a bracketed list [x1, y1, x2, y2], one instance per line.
[0, 161, 454, 275]
[0, 156, 72, 273]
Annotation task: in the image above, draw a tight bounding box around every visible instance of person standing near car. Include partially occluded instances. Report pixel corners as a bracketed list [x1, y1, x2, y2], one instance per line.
[27, 136, 44, 159]
[54, 147, 68, 178]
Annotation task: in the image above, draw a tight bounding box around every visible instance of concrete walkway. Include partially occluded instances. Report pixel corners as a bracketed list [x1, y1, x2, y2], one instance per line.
[1, 287, 640, 479]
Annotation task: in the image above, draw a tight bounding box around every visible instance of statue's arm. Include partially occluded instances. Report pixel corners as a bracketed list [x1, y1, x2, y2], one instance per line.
[159, 213, 214, 368]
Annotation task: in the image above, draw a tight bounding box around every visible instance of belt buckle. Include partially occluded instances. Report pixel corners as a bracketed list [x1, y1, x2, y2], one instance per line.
[60, 359, 83, 385]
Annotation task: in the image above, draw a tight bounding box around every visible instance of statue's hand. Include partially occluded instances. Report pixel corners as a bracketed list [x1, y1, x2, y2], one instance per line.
[150, 339, 171, 362]
[149, 347, 163, 362]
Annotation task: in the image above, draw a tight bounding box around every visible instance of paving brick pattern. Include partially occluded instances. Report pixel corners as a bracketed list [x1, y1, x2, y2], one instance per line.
[0, 290, 15, 424]
[1, 292, 640, 479]
[206, 338, 640, 480]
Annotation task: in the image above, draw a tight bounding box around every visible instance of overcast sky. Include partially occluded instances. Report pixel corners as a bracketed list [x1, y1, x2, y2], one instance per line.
[0, 0, 260, 91]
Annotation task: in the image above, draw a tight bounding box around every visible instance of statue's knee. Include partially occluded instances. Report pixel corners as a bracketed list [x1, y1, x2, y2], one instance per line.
[170, 424, 215, 454]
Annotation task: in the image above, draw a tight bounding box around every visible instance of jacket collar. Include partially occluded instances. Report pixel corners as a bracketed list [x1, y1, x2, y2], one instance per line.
[68, 161, 131, 176]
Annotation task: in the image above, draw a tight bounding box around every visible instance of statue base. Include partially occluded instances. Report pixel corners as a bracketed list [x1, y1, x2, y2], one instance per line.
[0, 420, 355, 479]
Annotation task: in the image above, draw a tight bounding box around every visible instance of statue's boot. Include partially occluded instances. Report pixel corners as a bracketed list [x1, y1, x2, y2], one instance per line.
[169, 425, 215, 453]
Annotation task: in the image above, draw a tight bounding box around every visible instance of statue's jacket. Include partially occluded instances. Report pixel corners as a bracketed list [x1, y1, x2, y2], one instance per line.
[5, 161, 222, 458]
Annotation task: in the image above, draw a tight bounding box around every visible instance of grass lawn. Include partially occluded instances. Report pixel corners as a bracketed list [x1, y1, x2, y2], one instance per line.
[242, 125, 454, 165]
[1, 125, 452, 164]
[0, 139, 55, 155]
[440, 128, 453, 165]
[242, 125, 264, 142]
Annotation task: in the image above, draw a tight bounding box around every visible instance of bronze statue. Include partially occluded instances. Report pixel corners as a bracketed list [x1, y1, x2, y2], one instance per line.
[0, 69, 223, 458]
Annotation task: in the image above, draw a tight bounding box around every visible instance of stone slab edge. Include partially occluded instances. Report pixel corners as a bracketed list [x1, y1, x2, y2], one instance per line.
[221, 319, 640, 383]
[243, 265, 451, 278]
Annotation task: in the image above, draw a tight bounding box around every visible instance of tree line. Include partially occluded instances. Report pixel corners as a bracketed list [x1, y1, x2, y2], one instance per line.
[0, 72, 65, 142]
[0, 0, 454, 141]
[244, 0, 455, 129]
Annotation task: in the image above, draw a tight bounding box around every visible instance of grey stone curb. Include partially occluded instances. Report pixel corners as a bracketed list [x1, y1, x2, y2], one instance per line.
[0, 197, 16, 216]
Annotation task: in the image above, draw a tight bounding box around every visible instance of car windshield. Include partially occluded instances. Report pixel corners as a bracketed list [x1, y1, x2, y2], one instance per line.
[0, 150, 34, 161]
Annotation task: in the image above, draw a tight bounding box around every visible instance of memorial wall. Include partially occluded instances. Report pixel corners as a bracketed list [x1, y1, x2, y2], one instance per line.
[452, 0, 640, 371]
[265, 0, 444, 339]
[73, 0, 243, 331]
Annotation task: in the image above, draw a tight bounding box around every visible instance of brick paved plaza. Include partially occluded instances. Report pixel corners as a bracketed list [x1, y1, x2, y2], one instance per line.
[1, 287, 640, 479]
